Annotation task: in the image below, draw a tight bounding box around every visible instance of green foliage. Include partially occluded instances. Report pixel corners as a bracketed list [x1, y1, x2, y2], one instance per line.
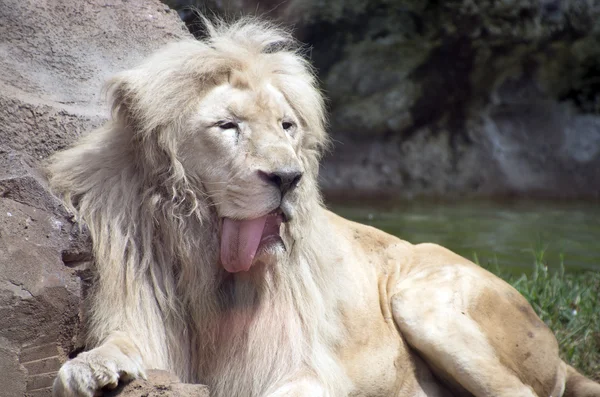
[482, 251, 600, 381]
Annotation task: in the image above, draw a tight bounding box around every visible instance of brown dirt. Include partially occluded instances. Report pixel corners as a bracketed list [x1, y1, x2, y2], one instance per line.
[105, 370, 210, 397]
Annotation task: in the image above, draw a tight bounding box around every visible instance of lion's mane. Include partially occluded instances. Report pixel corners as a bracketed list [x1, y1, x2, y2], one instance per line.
[48, 18, 349, 397]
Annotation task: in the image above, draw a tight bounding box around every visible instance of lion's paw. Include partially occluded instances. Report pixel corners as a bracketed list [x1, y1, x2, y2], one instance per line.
[53, 345, 146, 397]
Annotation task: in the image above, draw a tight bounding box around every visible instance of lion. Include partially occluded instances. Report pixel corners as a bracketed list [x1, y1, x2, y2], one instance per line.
[47, 18, 600, 397]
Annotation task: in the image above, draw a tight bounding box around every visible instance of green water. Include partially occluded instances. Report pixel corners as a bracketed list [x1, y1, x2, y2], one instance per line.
[330, 199, 600, 273]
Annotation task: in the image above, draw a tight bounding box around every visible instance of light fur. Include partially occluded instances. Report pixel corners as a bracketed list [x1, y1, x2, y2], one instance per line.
[48, 17, 600, 397]
[49, 18, 350, 397]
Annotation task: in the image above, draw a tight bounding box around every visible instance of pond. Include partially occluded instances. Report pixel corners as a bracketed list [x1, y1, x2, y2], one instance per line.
[330, 199, 600, 274]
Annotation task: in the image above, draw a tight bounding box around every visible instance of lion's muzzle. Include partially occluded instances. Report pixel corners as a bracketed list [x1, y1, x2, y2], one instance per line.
[258, 169, 303, 197]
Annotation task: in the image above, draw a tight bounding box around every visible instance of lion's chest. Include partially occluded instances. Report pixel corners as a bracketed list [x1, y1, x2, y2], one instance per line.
[196, 297, 307, 395]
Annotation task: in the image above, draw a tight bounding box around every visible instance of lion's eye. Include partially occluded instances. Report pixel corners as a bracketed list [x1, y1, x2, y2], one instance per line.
[282, 121, 294, 131]
[218, 121, 238, 130]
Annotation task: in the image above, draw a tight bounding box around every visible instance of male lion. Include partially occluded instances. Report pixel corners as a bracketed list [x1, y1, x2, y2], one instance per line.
[48, 18, 599, 397]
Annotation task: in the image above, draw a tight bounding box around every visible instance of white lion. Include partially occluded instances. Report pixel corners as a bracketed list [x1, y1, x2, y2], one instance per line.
[48, 18, 600, 397]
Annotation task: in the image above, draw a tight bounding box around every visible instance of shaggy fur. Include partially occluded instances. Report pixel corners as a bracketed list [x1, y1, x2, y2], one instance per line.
[49, 17, 600, 397]
[49, 18, 349, 397]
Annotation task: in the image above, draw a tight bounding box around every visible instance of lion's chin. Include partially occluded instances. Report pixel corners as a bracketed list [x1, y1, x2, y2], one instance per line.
[220, 210, 284, 273]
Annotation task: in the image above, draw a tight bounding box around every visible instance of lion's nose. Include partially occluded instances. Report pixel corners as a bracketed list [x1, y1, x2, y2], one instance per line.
[258, 170, 303, 196]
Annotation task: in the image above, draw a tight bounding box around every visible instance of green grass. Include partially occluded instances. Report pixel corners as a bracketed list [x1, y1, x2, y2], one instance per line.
[479, 251, 600, 381]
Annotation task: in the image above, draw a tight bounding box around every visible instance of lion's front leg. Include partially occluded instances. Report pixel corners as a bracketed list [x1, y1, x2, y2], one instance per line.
[391, 271, 537, 397]
[390, 245, 566, 397]
[53, 332, 146, 397]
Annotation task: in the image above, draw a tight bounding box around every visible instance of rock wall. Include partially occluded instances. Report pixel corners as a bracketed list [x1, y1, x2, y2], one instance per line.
[0, 1, 190, 395]
[168, 0, 600, 198]
[312, 0, 600, 198]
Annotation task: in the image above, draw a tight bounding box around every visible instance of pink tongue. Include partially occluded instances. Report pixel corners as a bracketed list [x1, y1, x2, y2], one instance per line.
[220, 216, 268, 273]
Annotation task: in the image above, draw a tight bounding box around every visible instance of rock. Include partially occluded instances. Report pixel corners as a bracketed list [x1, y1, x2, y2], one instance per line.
[0, 0, 190, 160]
[0, 149, 84, 397]
[0, 0, 192, 395]
[311, 0, 600, 198]
[105, 370, 210, 397]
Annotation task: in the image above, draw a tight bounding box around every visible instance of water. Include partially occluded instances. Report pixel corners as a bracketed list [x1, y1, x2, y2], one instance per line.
[330, 199, 600, 273]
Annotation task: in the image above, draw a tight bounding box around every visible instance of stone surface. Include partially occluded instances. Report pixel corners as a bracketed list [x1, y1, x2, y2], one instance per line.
[0, 0, 189, 159]
[0, 150, 84, 397]
[0, 1, 192, 396]
[309, 0, 600, 198]
[105, 370, 210, 397]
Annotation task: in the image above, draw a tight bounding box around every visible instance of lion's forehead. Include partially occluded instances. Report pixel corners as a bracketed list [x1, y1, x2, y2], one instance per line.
[199, 82, 292, 123]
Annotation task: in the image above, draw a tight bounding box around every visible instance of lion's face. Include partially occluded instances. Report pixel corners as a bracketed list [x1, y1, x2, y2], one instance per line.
[179, 77, 306, 273]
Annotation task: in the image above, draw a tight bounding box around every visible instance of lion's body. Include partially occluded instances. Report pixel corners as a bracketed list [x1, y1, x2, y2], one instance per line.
[48, 18, 600, 397]
[318, 211, 567, 397]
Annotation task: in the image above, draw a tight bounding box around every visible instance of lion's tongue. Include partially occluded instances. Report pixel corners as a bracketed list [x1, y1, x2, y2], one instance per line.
[220, 216, 268, 273]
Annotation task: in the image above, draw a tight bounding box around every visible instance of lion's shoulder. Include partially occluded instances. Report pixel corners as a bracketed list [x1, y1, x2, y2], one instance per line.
[325, 209, 410, 246]
[323, 209, 413, 274]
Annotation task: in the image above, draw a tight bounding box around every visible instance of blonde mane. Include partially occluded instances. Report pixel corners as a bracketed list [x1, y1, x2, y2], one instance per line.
[48, 18, 349, 397]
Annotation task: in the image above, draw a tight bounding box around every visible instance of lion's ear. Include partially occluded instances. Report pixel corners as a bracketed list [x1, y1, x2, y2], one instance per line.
[104, 73, 169, 165]
[104, 72, 140, 133]
[102, 71, 196, 208]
